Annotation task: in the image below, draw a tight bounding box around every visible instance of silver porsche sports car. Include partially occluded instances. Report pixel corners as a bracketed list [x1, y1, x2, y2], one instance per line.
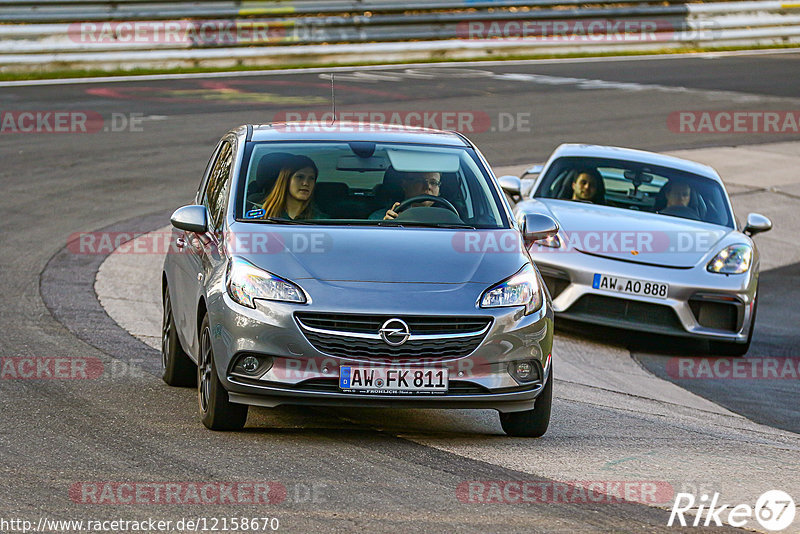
[502, 144, 772, 356]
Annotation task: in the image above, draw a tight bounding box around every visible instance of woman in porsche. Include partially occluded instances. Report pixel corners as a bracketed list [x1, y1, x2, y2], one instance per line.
[261, 155, 324, 220]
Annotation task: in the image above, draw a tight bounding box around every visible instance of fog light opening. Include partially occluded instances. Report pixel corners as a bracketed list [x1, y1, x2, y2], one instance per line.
[508, 360, 541, 384]
[242, 356, 259, 373]
[516, 362, 533, 380]
[231, 353, 273, 378]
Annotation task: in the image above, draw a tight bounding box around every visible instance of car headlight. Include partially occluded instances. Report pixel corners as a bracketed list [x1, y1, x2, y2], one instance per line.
[707, 244, 752, 274]
[480, 264, 543, 314]
[226, 256, 306, 307]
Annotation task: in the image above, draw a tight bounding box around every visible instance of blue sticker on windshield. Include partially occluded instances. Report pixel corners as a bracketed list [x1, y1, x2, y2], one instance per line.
[245, 208, 265, 219]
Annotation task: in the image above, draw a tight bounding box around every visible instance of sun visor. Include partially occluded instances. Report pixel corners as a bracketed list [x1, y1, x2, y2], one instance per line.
[386, 148, 460, 173]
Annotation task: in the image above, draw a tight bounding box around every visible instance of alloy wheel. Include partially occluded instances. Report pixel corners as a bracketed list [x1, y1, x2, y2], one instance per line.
[161, 295, 172, 370]
[198, 327, 213, 413]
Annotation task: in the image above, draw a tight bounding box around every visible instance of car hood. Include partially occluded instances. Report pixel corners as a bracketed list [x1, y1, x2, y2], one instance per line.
[528, 199, 731, 268]
[228, 223, 527, 284]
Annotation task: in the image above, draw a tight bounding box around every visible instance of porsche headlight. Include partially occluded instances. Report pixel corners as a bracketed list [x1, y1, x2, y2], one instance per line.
[707, 244, 752, 274]
[480, 264, 542, 314]
[226, 256, 306, 307]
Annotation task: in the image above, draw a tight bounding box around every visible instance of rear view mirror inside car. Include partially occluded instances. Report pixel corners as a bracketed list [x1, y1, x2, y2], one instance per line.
[624, 170, 655, 184]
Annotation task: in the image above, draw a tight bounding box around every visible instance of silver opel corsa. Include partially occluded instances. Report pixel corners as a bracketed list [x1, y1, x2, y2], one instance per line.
[503, 144, 772, 356]
[161, 123, 559, 436]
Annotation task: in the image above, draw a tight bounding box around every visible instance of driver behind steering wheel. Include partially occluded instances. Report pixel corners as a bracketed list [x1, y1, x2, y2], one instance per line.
[369, 171, 442, 220]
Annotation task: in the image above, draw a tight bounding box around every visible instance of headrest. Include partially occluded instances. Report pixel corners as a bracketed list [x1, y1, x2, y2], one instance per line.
[252, 152, 294, 193]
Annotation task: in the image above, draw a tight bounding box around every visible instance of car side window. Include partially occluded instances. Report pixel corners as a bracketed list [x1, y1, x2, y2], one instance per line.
[195, 141, 223, 204]
[204, 141, 234, 230]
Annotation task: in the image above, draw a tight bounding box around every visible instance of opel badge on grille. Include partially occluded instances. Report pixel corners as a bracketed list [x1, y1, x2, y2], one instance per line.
[379, 318, 410, 346]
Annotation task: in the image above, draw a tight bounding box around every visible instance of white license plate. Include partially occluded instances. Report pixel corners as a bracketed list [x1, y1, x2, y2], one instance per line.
[339, 366, 448, 394]
[592, 273, 668, 299]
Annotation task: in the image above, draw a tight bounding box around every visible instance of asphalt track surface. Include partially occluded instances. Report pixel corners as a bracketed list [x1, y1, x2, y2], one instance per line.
[1, 52, 799, 532]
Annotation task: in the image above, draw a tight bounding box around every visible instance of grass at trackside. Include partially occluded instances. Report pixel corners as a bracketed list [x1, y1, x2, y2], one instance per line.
[1, 43, 799, 82]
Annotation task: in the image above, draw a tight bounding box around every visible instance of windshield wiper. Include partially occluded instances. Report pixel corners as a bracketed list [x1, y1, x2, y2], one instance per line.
[392, 222, 477, 229]
[428, 223, 477, 229]
[248, 218, 476, 229]
[258, 217, 317, 225]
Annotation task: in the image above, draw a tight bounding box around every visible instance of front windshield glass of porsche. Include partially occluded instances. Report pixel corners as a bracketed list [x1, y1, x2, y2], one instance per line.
[236, 142, 508, 228]
[533, 156, 734, 227]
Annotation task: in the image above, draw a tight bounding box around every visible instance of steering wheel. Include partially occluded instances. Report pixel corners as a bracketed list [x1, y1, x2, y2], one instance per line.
[394, 195, 459, 215]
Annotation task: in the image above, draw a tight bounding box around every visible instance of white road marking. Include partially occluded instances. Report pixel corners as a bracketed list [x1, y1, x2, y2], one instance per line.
[323, 67, 798, 104]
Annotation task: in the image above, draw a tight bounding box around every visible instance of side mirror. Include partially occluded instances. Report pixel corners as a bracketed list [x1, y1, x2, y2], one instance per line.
[521, 214, 559, 246]
[743, 213, 772, 236]
[498, 175, 522, 197]
[171, 205, 209, 234]
[522, 164, 543, 179]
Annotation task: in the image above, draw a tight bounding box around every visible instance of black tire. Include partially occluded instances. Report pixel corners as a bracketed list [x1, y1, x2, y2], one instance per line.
[499, 366, 552, 437]
[161, 287, 196, 387]
[709, 291, 758, 357]
[197, 315, 248, 431]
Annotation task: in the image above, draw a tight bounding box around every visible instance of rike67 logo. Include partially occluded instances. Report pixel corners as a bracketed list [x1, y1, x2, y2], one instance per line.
[669, 490, 796, 531]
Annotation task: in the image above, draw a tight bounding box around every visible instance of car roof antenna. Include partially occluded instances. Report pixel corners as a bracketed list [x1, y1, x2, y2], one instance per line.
[329, 73, 336, 126]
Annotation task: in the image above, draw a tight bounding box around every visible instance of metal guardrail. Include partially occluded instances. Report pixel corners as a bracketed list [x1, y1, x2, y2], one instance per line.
[0, 0, 696, 20]
[1, 0, 799, 72]
[2, 0, 792, 23]
[0, 1, 688, 23]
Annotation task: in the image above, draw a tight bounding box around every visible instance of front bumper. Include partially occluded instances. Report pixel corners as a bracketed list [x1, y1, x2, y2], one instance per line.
[206, 280, 554, 413]
[226, 380, 546, 413]
[534, 250, 757, 343]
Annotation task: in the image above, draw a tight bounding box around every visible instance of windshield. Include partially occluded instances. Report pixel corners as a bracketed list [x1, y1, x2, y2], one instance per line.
[533, 156, 734, 227]
[235, 141, 508, 229]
